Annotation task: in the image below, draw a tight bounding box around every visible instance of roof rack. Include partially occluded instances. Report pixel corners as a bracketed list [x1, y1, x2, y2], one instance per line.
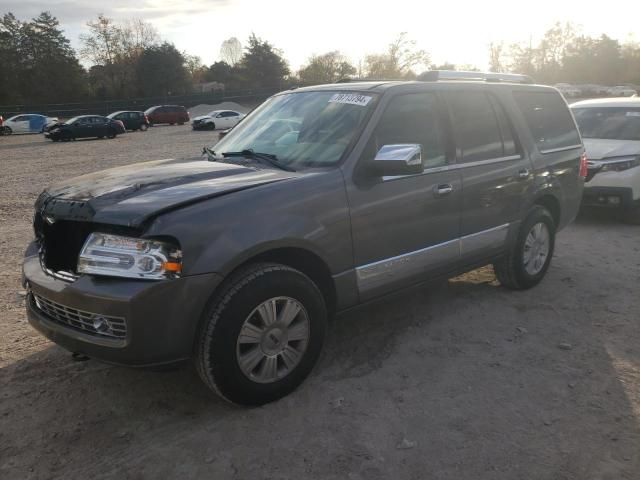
[418, 70, 534, 84]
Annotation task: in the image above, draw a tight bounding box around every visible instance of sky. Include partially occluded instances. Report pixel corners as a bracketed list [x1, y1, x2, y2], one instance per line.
[3, 0, 640, 71]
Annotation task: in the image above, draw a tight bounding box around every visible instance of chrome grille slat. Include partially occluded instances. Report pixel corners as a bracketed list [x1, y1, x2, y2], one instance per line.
[32, 293, 127, 340]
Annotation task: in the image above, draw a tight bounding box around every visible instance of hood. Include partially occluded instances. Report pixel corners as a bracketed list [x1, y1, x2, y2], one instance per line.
[36, 158, 297, 227]
[193, 115, 213, 121]
[583, 138, 640, 160]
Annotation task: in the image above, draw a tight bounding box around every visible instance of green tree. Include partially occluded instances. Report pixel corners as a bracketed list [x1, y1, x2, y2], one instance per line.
[236, 34, 289, 89]
[298, 51, 356, 84]
[135, 42, 190, 96]
[0, 11, 85, 105]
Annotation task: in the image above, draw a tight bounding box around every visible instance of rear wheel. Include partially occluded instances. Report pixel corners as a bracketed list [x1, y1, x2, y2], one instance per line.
[196, 263, 327, 406]
[140, 123, 148, 131]
[494, 205, 556, 290]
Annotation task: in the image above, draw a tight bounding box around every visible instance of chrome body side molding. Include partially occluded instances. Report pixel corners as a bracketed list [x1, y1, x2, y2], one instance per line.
[355, 223, 510, 295]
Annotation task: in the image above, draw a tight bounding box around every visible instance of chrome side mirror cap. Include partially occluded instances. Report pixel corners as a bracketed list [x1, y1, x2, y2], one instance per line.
[372, 144, 423, 176]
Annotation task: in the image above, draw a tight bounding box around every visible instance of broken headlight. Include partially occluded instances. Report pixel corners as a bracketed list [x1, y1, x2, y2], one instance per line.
[78, 233, 181, 280]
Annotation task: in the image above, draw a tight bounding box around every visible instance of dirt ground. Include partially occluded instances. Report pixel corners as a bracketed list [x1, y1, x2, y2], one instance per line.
[1, 127, 639, 480]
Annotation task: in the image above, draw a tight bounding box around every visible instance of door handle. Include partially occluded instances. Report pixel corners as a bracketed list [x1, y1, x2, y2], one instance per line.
[434, 184, 454, 197]
[518, 169, 530, 179]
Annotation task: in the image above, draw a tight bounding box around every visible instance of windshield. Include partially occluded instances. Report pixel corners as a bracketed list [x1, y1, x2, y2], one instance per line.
[212, 91, 377, 168]
[572, 107, 640, 141]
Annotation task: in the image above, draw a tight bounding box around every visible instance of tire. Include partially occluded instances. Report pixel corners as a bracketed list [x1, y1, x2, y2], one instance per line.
[140, 123, 148, 132]
[106, 129, 116, 139]
[493, 205, 556, 290]
[4, 127, 12, 135]
[169, 122, 175, 125]
[196, 263, 327, 406]
[208, 122, 216, 130]
[97, 135, 104, 139]
[178, 122, 184, 126]
[61, 131, 73, 142]
[148, 121, 154, 127]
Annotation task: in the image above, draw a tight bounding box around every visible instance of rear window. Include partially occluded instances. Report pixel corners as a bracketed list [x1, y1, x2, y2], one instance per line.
[513, 91, 581, 152]
[572, 107, 640, 141]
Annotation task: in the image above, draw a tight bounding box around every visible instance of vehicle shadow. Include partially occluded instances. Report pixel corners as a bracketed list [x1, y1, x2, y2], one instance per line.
[2, 220, 639, 479]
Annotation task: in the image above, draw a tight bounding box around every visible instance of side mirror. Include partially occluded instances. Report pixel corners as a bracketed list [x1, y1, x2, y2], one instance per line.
[371, 144, 423, 176]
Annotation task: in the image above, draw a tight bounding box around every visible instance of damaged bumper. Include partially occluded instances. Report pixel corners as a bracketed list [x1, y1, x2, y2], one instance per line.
[23, 252, 222, 367]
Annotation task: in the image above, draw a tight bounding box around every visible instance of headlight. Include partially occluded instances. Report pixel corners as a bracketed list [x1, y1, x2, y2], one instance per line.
[78, 233, 182, 280]
[600, 156, 640, 172]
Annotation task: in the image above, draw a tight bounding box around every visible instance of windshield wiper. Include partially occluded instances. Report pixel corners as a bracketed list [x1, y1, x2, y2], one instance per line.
[222, 149, 296, 172]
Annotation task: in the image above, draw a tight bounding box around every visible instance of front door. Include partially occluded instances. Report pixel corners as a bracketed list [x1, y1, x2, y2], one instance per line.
[346, 92, 462, 301]
[446, 89, 534, 261]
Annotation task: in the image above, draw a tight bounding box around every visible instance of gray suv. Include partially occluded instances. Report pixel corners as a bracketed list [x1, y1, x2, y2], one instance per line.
[23, 72, 586, 405]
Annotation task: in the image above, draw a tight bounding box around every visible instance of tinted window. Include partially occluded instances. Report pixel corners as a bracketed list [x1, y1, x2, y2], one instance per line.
[370, 93, 447, 169]
[572, 107, 640, 141]
[13, 115, 28, 121]
[449, 92, 505, 162]
[490, 96, 518, 156]
[513, 91, 581, 152]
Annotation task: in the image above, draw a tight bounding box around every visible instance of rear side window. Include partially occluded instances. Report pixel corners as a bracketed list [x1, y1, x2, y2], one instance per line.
[449, 92, 513, 162]
[369, 93, 447, 169]
[513, 91, 581, 152]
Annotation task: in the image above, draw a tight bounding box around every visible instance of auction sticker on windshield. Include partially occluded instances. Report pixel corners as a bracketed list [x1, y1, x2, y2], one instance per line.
[329, 93, 372, 107]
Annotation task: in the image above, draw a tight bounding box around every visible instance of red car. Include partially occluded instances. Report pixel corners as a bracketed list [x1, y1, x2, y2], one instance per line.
[144, 105, 189, 126]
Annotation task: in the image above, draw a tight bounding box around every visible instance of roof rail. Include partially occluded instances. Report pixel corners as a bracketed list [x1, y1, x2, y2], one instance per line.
[418, 70, 534, 84]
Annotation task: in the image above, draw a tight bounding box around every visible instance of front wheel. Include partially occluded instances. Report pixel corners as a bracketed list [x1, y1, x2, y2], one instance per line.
[2, 127, 12, 135]
[106, 129, 116, 139]
[196, 263, 327, 406]
[493, 205, 556, 290]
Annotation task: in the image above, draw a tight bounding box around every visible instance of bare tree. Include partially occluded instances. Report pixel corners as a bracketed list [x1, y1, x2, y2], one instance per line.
[364, 33, 430, 79]
[220, 37, 242, 65]
[488, 42, 505, 72]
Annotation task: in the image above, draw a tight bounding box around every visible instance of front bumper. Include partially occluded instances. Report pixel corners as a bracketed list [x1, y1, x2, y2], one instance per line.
[23, 254, 222, 367]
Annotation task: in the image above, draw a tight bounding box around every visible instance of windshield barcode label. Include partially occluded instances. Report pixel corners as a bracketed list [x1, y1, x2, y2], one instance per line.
[329, 93, 372, 107]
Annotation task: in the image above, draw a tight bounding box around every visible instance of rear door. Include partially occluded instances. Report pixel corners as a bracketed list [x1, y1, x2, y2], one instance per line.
[446, 89, 534, 262]
[93, 117, 108, 137]
[347, 91, 462, 301]
[11, 115, 29, 133]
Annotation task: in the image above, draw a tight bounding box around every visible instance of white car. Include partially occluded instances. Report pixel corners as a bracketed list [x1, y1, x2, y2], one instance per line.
[191, 110, 245, 131]
[607, 86, 637, 97]
[571, 98, 640, 223]
[554, 83, 581, 98]
[3, 114, 58, 134]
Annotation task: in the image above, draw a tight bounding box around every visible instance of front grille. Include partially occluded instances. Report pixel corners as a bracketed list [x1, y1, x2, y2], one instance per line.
[31, 293, 127, 340]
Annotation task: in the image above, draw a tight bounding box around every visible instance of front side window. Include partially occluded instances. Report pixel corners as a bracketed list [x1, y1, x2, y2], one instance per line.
[449, 92, 506, 162]
[365, 93, 447, 169]
[213, 91, 377, 168]
[514, 91, 581, 152]
[572, 107, 640, 141]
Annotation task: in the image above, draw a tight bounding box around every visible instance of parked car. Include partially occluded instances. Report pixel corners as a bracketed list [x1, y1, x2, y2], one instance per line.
[24, 72, 585, 405]
[554, 83, 581, 98]
[2, 113, 58, 134]
[107, 111, 149, 131]
[44, 115, 126, 141]
[144, 105, 189, 126]
[571, 97, 640, 223]
[191, 110, 245, 130]
[608, 86, 637, 97]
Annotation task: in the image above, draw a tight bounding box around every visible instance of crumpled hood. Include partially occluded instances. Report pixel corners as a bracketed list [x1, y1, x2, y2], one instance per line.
[36, 158, 297, 227]
[192, 115, 213, 121]
[583, 138, 640, 160]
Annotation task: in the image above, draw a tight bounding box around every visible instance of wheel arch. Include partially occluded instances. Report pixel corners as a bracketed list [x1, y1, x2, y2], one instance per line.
[532, 193, 561, 228]
[222, 246, 337, 315]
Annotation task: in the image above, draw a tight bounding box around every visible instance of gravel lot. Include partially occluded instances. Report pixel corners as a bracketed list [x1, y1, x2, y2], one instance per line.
[1, 127, 639, 479]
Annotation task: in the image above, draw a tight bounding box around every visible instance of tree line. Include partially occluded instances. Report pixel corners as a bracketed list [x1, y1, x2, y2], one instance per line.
[2, 12, 640, 108]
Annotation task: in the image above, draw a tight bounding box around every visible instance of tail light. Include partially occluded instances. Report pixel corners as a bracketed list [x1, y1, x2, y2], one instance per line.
[579, 151, 588, 178]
